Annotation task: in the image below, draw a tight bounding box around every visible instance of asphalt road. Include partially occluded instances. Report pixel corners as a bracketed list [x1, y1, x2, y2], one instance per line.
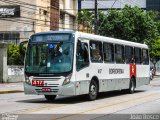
[1, 78, 160, 120]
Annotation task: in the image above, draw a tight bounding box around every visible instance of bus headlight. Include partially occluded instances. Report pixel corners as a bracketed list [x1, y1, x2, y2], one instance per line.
[63, 74, 72, 85]
[25, 75, 31, 85]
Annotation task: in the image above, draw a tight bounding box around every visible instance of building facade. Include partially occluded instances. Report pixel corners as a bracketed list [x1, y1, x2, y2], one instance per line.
[59, 0, 77, 30]
[80, 0, 160, 12]
[0, 0, 51, 43]
[50, 0, 59, 30]
[146, 0, 160, 11]
[0, 0, 78, 43]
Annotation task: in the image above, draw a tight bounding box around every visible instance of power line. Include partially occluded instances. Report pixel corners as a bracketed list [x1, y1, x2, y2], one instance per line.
[0, 0, 78, 31]
[0, 0, 78, 24]
[0, 17, 79, 29]
[0, 18, 78, 32]
[0, 0, 40, 12]
[94, 0, 98, 34]
[98, 0, 118, 33]
[11, 0, 51, 9]
[127, 0, 141, 8]
[1, 0, 78, 12]
[0, 18, 78, 27]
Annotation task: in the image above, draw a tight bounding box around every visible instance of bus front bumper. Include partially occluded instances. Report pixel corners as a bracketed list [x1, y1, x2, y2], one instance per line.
[23, 82, 76, 96]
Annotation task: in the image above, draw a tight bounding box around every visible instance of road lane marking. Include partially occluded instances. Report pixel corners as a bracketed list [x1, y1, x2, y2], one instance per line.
[51, 93, 160, 120]
[9, 104, 68, 114]
[7, 92, 159, 116]
[0, 90, 23, 94]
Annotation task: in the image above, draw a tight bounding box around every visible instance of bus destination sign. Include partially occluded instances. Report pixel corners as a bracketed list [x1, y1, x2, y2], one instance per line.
[32, 34, 70, 42]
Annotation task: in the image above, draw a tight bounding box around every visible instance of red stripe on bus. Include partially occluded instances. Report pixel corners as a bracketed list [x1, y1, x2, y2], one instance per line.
[130, 64, 136, 78]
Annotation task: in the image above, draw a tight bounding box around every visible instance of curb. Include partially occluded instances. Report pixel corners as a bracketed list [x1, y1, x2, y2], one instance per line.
[153, 75, 160, 79]
[0, 90, 24, 94]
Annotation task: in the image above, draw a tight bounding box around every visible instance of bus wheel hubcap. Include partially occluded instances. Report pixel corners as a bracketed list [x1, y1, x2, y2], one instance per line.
[131, 81, 134, 91]
[91, 85, 96, 95]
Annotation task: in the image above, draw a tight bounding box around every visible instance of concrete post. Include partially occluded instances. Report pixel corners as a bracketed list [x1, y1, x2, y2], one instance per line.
[0, 43, 8, 83]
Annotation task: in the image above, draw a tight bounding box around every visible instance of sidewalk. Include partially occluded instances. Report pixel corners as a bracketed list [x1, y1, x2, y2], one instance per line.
[0, 82, 24, 94]
[156, 72, 160, 76]
[153, 72, 160, 79]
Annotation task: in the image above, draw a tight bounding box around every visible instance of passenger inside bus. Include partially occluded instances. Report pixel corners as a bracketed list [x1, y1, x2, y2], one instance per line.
[91, 49, 102, 62]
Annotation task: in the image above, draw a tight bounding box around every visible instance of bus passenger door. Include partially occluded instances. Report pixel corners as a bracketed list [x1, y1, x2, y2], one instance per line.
[75, 40, 90, 95]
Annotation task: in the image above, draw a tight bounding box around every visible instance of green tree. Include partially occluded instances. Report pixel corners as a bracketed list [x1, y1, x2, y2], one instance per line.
[150, 37, 160, 68]
[78, 6, 160, 68]
[77, 10, 94, 32]
[98, 5, 158, 45]
[7, 44, 26, 65]
[98, 5, 160, 69]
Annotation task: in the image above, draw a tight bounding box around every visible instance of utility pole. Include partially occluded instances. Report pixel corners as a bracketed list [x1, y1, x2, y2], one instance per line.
[94, 0, 98, 34]
[78, 0, 81, 12]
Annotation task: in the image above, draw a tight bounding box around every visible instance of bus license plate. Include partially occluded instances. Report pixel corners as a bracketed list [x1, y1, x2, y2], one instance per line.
[32, 80, 44, 86]
[42, 88, 51, 92]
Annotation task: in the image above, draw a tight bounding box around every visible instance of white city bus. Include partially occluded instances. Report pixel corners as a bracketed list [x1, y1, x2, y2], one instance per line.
[24, 31, 150, 101]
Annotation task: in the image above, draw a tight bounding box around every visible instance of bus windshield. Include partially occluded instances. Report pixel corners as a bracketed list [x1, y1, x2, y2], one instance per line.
[25, 41, 74, 74]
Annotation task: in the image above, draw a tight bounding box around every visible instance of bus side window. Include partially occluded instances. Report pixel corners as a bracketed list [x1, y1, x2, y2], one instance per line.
[142, 49, 149, 65]
[76, 40, 89, 71]
[125, 46, 134, 64]
[103, 43, 114, 63]
[134, 47, 142, 64]
[115, 44, 125, 64]
[90, 41, 103, 63]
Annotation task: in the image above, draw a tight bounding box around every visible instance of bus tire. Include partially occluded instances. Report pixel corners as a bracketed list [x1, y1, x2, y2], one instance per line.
[87, 80, 98, 101]
[128, 78, 135, 94]
[45, 95, 56, 101]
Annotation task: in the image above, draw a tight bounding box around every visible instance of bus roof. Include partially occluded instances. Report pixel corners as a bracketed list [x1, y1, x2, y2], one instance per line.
[76, 31, 148, 49]
[32, 30, 148, 49]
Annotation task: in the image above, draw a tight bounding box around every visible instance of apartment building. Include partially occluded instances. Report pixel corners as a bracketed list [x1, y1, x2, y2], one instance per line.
[59, 0, 77, 30]
[0, 0, 50, 43]
[0, 0, 78, 43]
[50, 0, 59, 30]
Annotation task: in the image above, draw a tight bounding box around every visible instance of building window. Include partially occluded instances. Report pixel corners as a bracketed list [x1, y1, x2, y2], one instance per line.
[43, 10, 47, 16]
[146, 0, 160, 11]
[0, 32, 20, 43]
[60, 12, 65, 29]
[70, 0, 73, 9]
[0, 33, 3, 40]
[69, 16, 75, 30]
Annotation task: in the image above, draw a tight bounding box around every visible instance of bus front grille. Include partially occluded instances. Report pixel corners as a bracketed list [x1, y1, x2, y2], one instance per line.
[35, 89, 59, 93]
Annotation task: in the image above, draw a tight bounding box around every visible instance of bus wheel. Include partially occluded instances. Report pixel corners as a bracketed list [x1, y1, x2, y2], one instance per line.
[88, 80, 98, 100]
[45, 95, 56, 101]
[128, 78, 135, 94]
